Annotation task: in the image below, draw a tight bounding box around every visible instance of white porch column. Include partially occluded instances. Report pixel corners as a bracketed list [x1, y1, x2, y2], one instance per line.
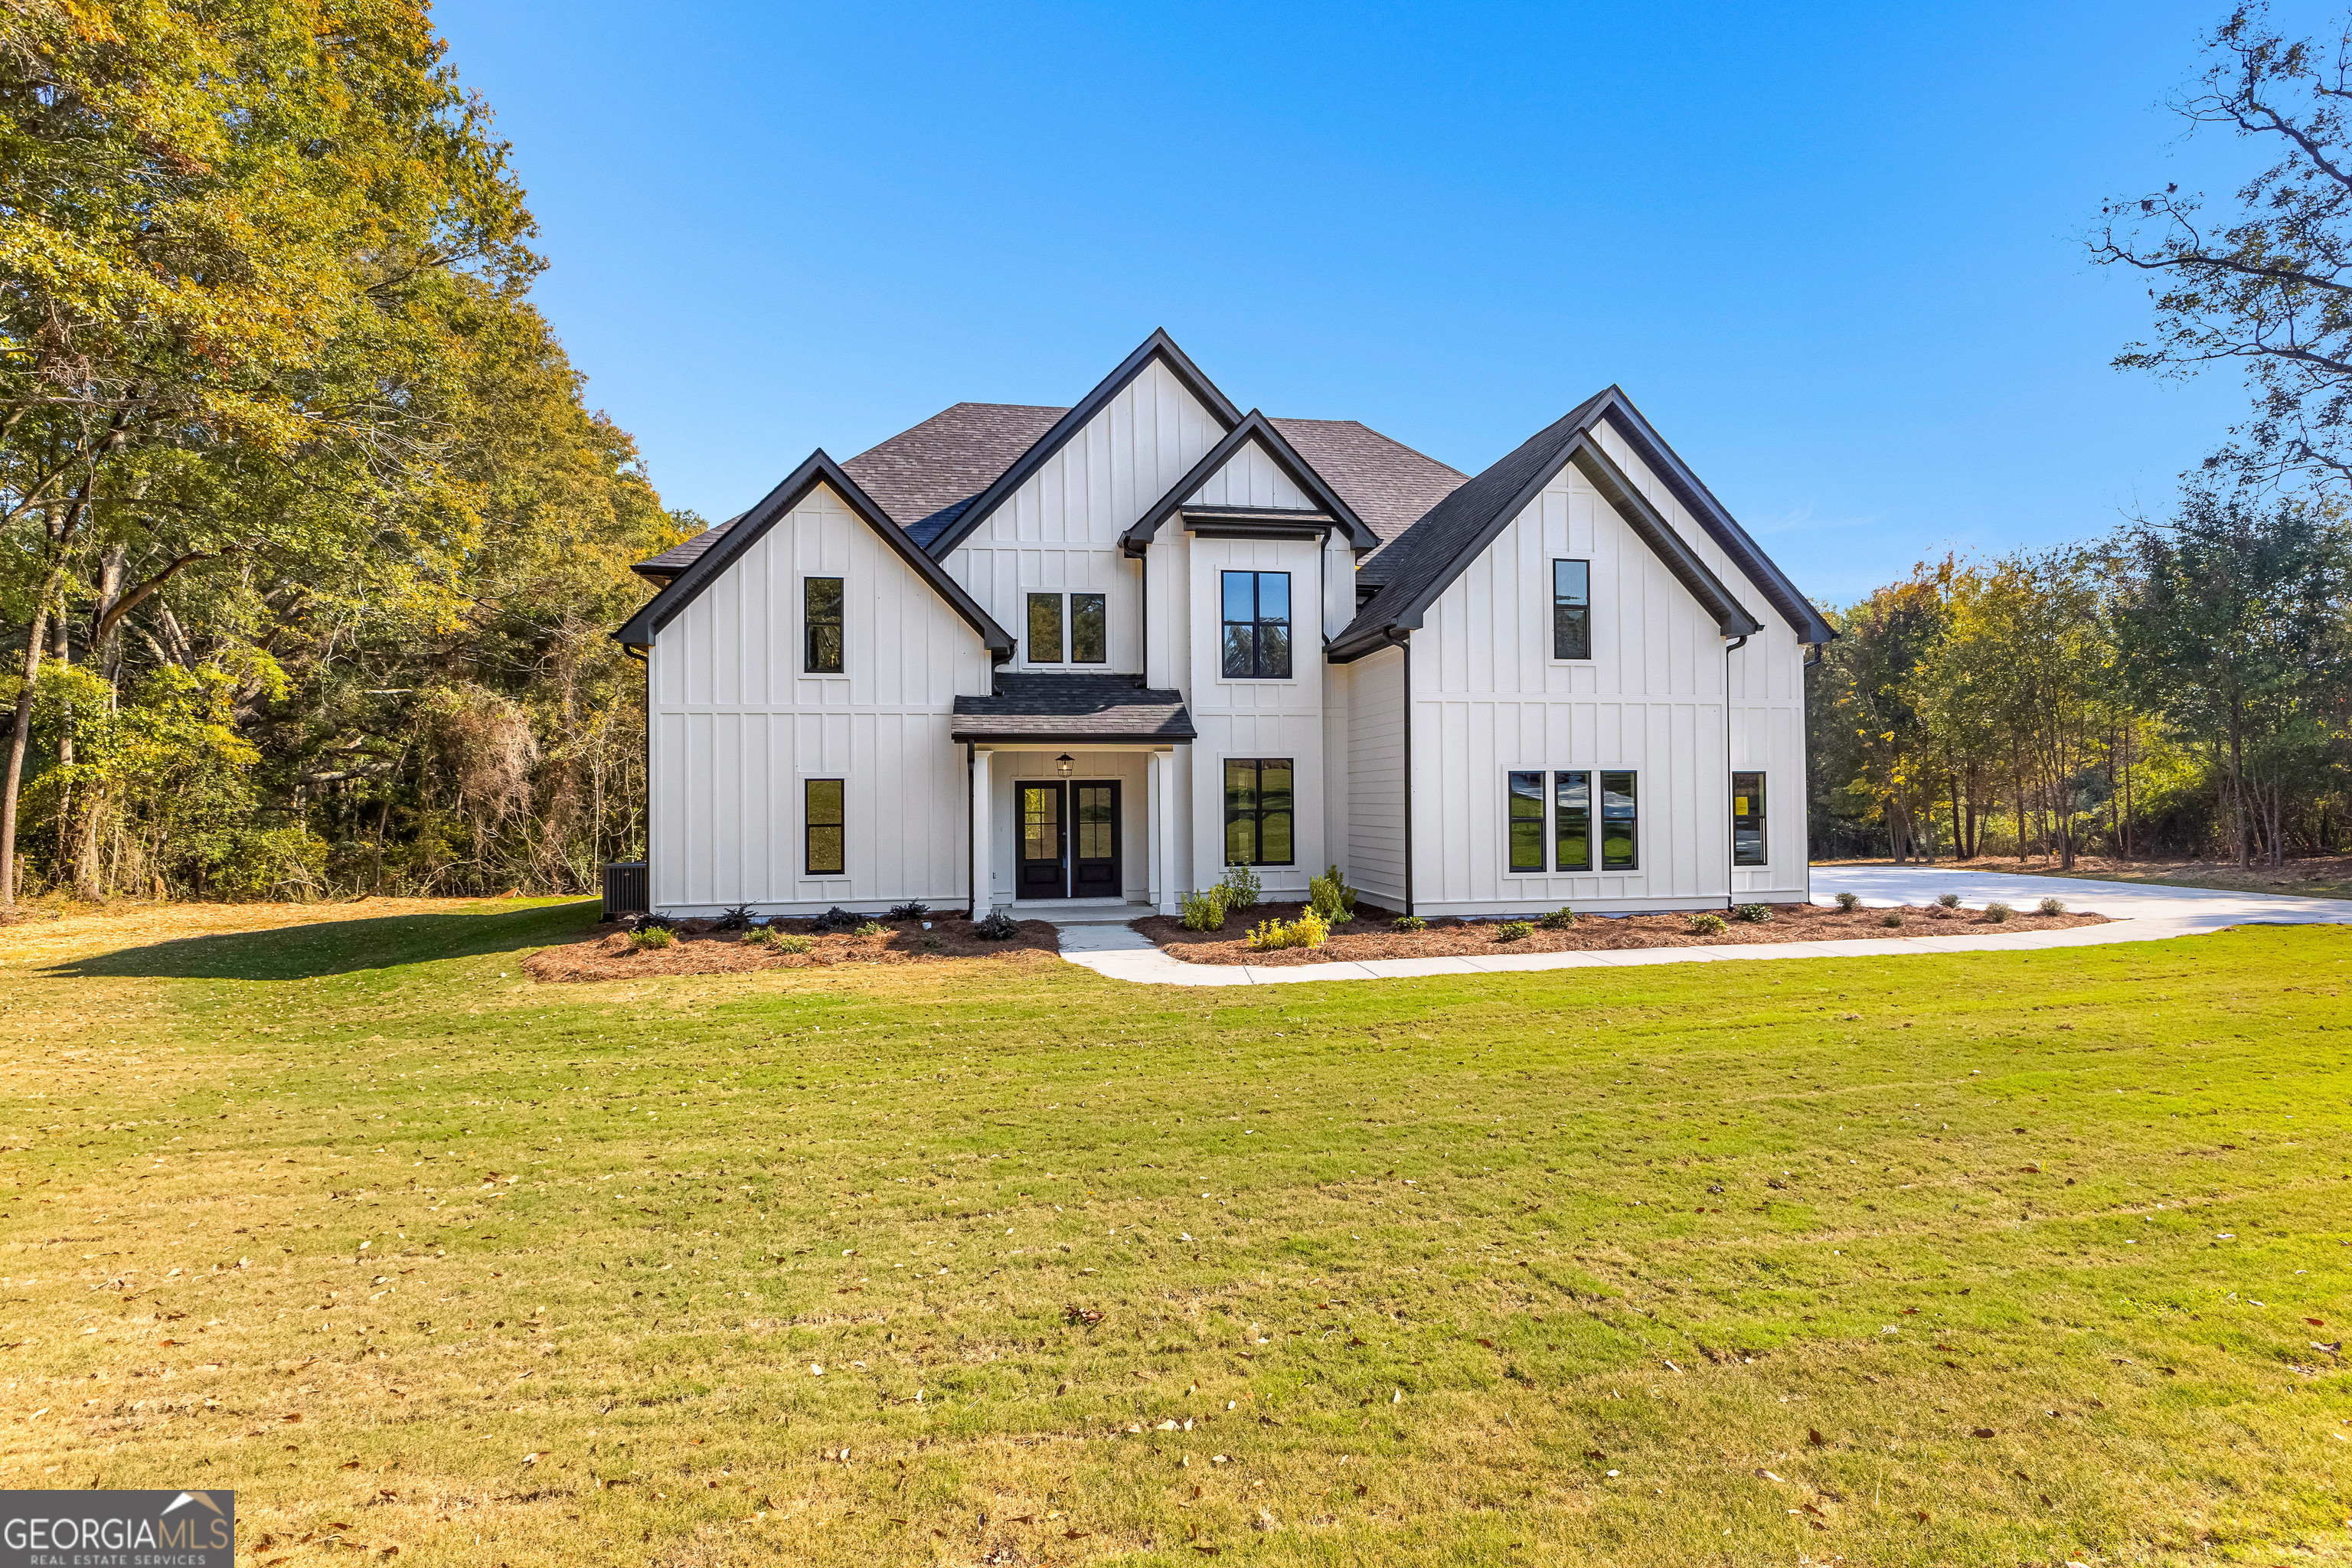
[969, 747, 994, 917]
[1151, 747, 1180, 915]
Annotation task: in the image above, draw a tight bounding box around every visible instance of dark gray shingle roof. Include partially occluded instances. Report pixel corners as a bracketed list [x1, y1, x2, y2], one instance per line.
[951, 674, 1195, 743]
[844, 402, 1070, 547]
[1269, 417, 1468, 573]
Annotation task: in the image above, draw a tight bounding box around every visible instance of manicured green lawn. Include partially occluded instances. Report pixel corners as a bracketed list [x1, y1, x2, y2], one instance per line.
[4, 900, 2349, 1566]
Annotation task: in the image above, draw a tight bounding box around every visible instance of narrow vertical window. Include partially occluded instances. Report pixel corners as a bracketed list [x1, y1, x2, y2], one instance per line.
[1553, 559, 1590, 660]
[1508, 771, 1546, 872]
[1223, 758, 1295, 865]
[1733, 771, 1766, 866]
[804, 577, 844, 674]
[1027, 593, 1063, 663]
[805, 779, 844, 876]
[1071, 592, 1106, 663]
[1600, 769, 1638, 870]
[1553, 769, 1592, 871]
[1220, 572, 1292, 678]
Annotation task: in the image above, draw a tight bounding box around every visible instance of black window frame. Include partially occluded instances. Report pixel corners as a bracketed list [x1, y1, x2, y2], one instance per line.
[804, 778, 845, 877]
[1026, 592, 1064, 664]
[1220, 570, 1292, 680]
[1223, 757, 1295, 867]
[1600, 769, 1638, 871]
[1733, 770, 1766, 866]
[1507, 770, 1546, 873]
[1553, 559, 1590, 661]
[1070, 592, 1107, 664]
[803, 577, 844, 675]
[1553, 769, 1592, 871]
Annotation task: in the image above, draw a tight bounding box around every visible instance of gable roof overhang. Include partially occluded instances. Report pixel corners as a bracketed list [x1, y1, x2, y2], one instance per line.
[1117, 410, 1378, 556]
[1327, 420, 1765, 663]
[922, 328, 1246, 559]
[612, 450, 1016, 657]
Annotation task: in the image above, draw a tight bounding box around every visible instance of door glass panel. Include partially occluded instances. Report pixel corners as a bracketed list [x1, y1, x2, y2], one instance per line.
[1076, 785, 1114, 860]
[1021, 786, 1060, 864]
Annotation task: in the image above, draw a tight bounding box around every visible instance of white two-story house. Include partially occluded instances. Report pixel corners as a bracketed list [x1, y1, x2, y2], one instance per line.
[614, 330, 1834, 921]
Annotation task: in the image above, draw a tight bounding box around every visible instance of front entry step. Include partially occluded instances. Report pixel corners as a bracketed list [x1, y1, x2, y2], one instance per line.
[1011, 899, 1151, 927]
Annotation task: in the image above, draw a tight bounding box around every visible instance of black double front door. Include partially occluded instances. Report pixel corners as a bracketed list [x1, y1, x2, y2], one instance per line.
[1017, 779, 1121, 900]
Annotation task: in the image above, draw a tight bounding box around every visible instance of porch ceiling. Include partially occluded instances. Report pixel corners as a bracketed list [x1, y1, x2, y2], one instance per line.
[951, 673, 1195, 744]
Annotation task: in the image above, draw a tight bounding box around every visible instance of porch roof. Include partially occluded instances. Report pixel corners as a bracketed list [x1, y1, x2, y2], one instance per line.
[951, 674, 1195, 744]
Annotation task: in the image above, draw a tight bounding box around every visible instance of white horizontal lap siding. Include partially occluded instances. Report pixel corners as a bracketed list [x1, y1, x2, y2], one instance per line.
[945, 359, 1223, 675]
[1187, 534, 1327, 896]
[1184, 439, 1311, 509]
[1410, 466, 1729, 914]
[1343, 645, 1406, 907]
[648, 484, 987, 913]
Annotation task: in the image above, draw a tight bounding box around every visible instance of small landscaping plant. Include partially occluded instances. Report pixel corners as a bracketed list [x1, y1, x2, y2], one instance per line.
[628, 926, 675, 951]
[1178, 887, 1229, 931]
[1880, 910, 1906, 928]
[1983, 901, 2014, 923]
[812, 905, 862, 933]
[2039, 897, 2067, 916]
[888, 901, 932, 922]
[714, 904, 756, 932]
[1685, 912, 1728, 935]
[1733, 903, 1771, 923]
[972, 910, 1021, 940]
[1937, 892, 1962, 909]
[773, 933, 814, 954]
[1392, 914, 1428, 933]
[1247, 910, 1330, 951]
[1307, 864, 1357, 923]
[1834, 890, 1862, 912]
[738, 926, 777, 946]
[1537, 906, 1576, 929]
[853, 920, 888, 937]
[1217, 863, 1263, 913]
[917, 935, 943, 952]
[1494, 920, 1534, 942]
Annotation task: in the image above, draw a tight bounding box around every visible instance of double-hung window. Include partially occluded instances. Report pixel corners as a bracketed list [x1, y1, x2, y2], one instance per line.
[1553, 560, 1590, 661]
[1220, 571, 1292, 679]
[804, 577, 844, 674]
[805, 779, 845, 876]
[1501, 768, 1630, 872]
[1024, 591, 1108, 664]
[1223, 758, 1294, 866]
[1732, 772, 1766, 865]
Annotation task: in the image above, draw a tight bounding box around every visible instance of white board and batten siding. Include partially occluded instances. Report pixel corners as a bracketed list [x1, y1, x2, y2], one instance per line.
[1340, 645, 1406, 910]
[647, 483, 991, 915]
[1403, 450, 1808, 915]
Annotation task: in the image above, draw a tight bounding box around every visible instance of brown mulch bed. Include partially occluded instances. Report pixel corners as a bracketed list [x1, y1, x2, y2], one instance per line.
[525, 914, 1060, 983]
[1132, 900, 2112, 966]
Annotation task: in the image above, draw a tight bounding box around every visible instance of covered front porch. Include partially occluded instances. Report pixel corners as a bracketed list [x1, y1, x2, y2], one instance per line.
[951, 675, 1194, 919]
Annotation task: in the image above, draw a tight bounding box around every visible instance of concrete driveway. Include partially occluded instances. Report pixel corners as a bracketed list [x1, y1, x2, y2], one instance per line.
[1054, 864, 2352, 987]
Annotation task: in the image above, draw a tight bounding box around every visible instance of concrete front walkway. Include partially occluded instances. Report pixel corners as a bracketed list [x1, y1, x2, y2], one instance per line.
[1047, 866, 2352, 987]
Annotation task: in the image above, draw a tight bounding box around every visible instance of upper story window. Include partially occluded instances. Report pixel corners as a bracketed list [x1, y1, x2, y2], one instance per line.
[1221, 571, 1292, 679]
[805, 577, 844, 674]
[1553, 559, 1590, 660]
[1071, 593, 1106, 663]
[1027, 593, 1063, 662]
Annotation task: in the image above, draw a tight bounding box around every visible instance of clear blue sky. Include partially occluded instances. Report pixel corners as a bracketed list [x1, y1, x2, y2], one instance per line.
[434, 0, 2308, 602]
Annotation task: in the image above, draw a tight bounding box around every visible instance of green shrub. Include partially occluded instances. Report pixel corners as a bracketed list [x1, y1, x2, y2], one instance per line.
[738, 926, 776, 946]
[1880, 910, 1906, 928]
[1494, 920, 1534, 942]
[629, 926, 674, 951]
[972, 910, 1021, 940]
[2039, 897, 2067, 916]
[1178, 887, 1229, 931]
[1686, 912, 1728, 935]
[1983, 901, 2013, 923]
[1392, 914, 1428, 933]
[1217, 863, 1263, 913]
[1733, 903, 1771, 923]
[1537, 906, 1576, 930]
[773, 933, 814, 954]
[1936, 892, 1962, 909]
[917, 935, 943, 952]
[854, 920, 888, 937]
[1834, 890, 1861, 912]
[1308, 864, 1357, 923]
[1247, 910, 1329, 950]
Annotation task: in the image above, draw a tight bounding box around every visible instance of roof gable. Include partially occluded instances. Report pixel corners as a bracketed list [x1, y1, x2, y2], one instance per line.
[1271, 417, 1468, 570]
[921, 329, 1244, 558]
[1119, 411, 1378, 554]
[613, 450, 1014, 656]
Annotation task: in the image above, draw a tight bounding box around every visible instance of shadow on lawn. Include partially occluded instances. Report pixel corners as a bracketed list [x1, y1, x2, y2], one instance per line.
[46, 898, 602, 982]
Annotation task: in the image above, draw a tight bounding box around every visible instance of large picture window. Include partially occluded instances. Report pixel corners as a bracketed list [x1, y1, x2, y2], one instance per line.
[805, 779, 845, 876]
[1553, 559, 1590, 661]
[804, 577, 844, 674]
[1223, 758, 1294, 866]
[1072, 593, 1106, 663]
[1553, 769, 1592, 871]
[1508, 771, 1546, 872]
[1220, 571, 1292, 679]
[1600, 770, 1638, 870]
[1733, 771, 1766, 866]
[1027, 592, 1063, 663]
